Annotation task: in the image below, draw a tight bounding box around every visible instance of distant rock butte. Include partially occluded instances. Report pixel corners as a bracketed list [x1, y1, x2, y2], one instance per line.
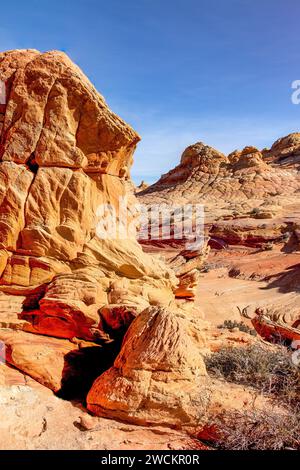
[87, 306, 208, 428]
[262, 132, 300, 167]
[138, 136, 300, 206]
[137, 135, 300, 336]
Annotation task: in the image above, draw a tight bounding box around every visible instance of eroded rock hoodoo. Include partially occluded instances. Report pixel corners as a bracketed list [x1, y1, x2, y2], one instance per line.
[0, 49, 178, 343]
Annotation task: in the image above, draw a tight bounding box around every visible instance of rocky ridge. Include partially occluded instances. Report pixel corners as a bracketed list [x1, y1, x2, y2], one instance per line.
[138, 137, 300, 337]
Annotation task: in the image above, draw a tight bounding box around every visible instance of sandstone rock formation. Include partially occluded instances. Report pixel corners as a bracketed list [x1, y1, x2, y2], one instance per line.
[0, 49, 178, 344]
[86, 305, 284, 435]
[0, 50, 216, 438]
[87, 306, 208, 429]
[262, 132, 300, 167]
[0, 328, 81, 392]
[138, 136, 300, 340]
[137, 138, 300, 254]
[138, 140, 300, 210]
[1, 48, 299, 448]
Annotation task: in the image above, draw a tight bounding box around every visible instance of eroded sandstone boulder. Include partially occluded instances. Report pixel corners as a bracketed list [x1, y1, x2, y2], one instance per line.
[87, 306, 208, 429]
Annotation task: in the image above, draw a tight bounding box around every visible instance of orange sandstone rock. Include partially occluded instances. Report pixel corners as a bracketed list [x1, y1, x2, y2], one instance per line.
[87, 306, 208, 429]
[0, 49, 178, 343]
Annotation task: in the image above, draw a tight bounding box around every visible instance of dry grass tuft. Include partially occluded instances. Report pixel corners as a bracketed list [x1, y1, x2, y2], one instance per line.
[205, 343, 300, 409]
[212, 409, 300, 450]
[204, 344, 300, 449]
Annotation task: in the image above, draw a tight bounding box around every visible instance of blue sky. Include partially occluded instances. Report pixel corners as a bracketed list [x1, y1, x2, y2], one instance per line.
[1, 0, 299, 183]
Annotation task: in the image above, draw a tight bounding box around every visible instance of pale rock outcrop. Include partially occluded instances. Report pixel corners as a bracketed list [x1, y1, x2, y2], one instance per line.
[0, 162, 34, 251]
[0, 364, 206, 450]
[0, 328, 79, 392]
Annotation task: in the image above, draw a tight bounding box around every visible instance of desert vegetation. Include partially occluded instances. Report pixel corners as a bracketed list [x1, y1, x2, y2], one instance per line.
[211, 409, 300, 450]
[205, 344, 300, 449]
[217, 320, 257, 336]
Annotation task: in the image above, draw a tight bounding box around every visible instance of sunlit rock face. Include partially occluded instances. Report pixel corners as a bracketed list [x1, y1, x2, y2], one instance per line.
[87, 306, 208, 429]
[137, 136, 300, 249]
[137, 134, 300, 343]
[138, 140, 300, 207]
[0, 49, 178, 341]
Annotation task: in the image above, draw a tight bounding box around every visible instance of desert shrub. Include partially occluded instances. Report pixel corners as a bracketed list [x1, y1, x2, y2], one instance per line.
[205, 344, 300, 409]
[211, 409, 300, 450]
[201, 263, 211, 273]
[217, 319, 257, 336]
[282, 232, 290, 241]
[262, 242, 274, 251]
[251, 207, 260, 216]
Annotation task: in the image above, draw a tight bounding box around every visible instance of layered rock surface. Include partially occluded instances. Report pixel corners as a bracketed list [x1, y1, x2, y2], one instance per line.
[262, 132, 300, 167]
[0, 49, 178, 343]
[0, 363, 206, 450]
[0, 49, 216, 443]
[138, 140, 300, 208]
[87, 306, 208, 428]
[138, 136, 300, 337]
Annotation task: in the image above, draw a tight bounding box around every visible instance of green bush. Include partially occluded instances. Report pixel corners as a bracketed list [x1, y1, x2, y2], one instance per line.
[251, 207, 260, 215]
[217, 320, 257, 336]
